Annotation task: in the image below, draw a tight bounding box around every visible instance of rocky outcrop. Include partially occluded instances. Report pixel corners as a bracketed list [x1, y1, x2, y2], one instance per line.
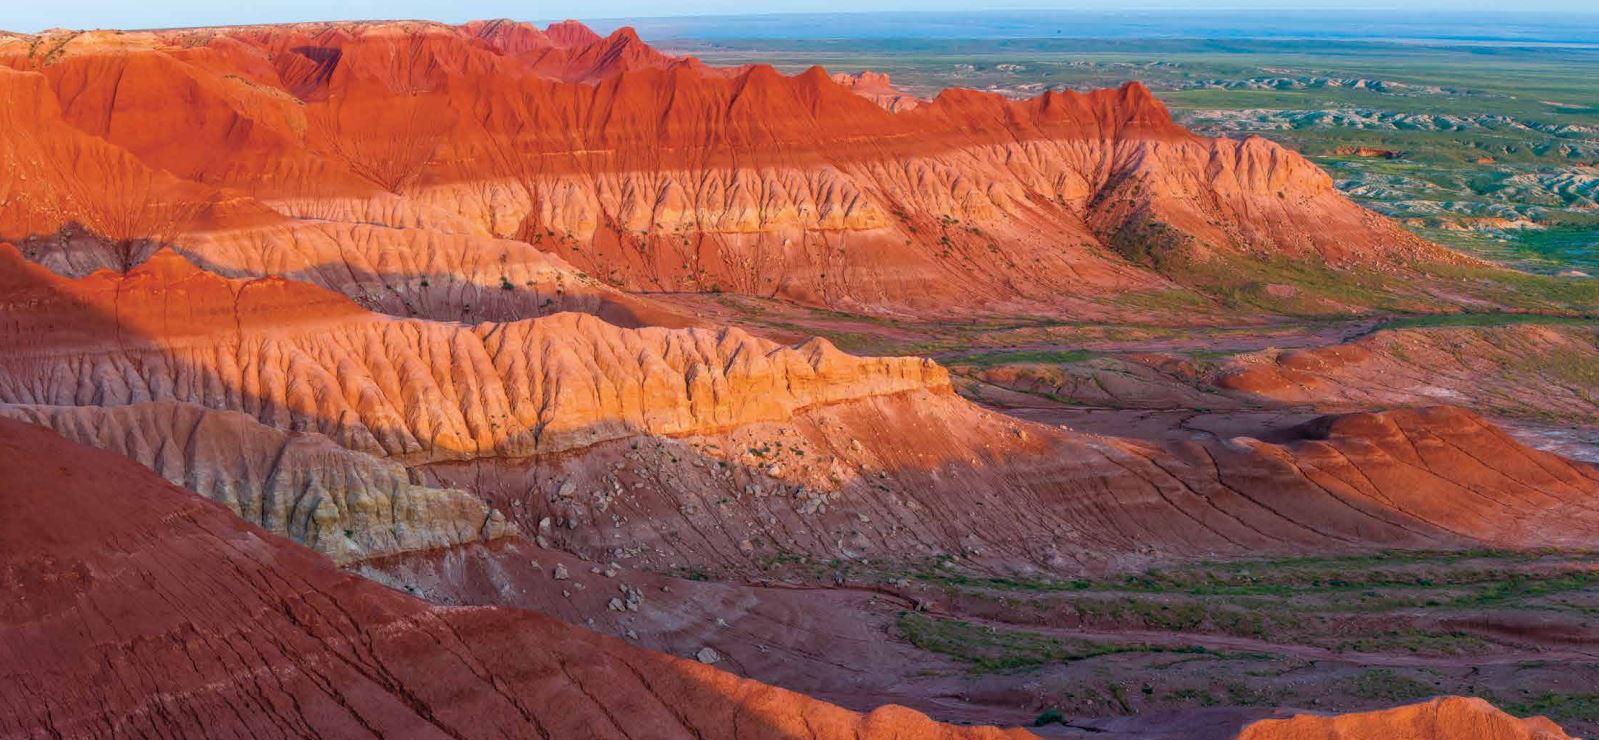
[1236, 697, 1570, 739]
[6, 247, 1596, 571]
[178, 219, 701, 327]
[0, 244, 942, 559]
[0, 416, 1029, 739]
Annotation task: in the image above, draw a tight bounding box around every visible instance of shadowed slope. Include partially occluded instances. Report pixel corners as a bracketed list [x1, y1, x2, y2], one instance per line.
[0, 416, 1030, 739]
[1218, 322, 1599, 424]
[444, 397, 1599, 578]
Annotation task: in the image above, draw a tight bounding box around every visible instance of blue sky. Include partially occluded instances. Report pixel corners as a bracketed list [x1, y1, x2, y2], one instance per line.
[3, 1, 1596, 34]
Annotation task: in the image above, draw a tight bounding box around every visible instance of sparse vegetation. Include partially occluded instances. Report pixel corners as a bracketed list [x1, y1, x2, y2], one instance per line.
[896, 612, 1219, 673]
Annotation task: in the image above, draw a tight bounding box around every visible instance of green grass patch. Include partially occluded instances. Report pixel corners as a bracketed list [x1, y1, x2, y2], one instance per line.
[1334, 629, 1494, 656]
[896, 612, 1220, 673]
[911, 550, 1576, 599]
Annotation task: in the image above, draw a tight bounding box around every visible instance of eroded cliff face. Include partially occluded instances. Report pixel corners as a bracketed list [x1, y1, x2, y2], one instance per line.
[0, 246, 946, 463]
[0, 401, 510, 563]
[433, 395, 1599, 577]
[0, 244, 947, 559]
[0, 20, 1461, 318]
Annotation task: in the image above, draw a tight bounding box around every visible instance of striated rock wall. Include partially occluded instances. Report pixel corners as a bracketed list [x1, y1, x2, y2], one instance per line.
[5, 246, 1596, 571]
[0, 246, 948, 465]
[430, 392, 1599, 576]
[0, 21, 1463, 318]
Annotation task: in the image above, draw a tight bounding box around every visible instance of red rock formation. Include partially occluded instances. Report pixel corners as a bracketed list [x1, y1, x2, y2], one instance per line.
[0, 416, 1029, 739]
[2, 20, 1591, 737]
[1237, 697, 1570, 739]
[0, 21, 1463, 317]
[0, 64, 221, 248]
[5, 247, 1597, 570]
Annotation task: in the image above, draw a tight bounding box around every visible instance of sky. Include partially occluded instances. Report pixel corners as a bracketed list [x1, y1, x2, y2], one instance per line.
[3, 1, 1597, 34]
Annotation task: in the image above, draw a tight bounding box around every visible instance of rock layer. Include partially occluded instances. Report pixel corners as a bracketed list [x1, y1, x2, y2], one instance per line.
[429, 393, 1599, 576]
[5, 246, 1596, 571]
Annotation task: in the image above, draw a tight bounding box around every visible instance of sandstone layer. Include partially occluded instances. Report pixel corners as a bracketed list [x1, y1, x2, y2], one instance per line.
[0, 245, 944, 464]
[0, 244, 942, 559]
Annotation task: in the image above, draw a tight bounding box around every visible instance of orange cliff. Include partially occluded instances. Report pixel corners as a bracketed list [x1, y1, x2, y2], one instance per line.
[0, 20, 1462, 318]
[832, 69, 923, 111]
[0, 242, 939, 560]
[0, 245, 949, 464]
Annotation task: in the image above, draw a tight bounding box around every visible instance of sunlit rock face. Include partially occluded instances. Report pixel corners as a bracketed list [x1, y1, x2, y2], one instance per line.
[1, 20, 1460, 320]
